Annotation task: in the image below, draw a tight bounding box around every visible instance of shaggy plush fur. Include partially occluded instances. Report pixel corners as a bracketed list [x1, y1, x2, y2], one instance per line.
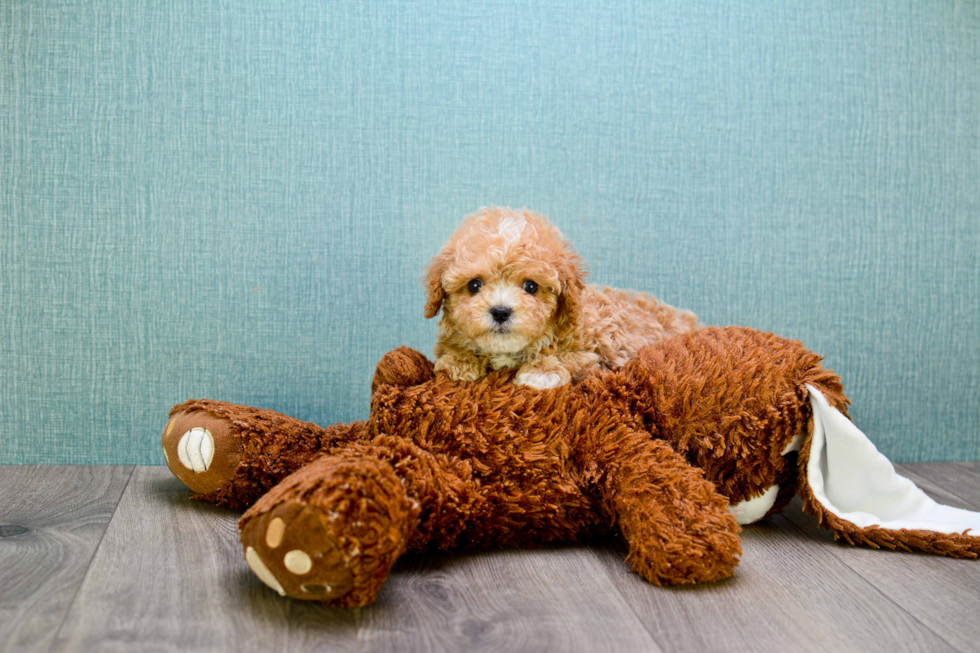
[163, 326, 913, 608]
[424, 207, 699, 389]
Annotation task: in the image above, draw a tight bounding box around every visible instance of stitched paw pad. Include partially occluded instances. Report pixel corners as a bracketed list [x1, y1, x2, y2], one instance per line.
[162, 410, 243, 494]
[239, 500, 355, 601]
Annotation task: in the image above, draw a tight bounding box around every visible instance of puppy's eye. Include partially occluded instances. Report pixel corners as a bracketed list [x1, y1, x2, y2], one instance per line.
[522, 280, 538, 295]
[467, 279, 483, 294]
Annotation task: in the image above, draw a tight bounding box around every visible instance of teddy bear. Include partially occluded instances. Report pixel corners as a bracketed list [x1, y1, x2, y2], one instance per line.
[162, 326, 980, 607]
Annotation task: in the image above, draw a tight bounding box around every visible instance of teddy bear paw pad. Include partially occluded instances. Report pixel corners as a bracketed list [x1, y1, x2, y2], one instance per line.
[240, 501, 355, 602]
[177, 427, 214, 472]
[245, 546, 286, 596]
[162, 410, 244, 494]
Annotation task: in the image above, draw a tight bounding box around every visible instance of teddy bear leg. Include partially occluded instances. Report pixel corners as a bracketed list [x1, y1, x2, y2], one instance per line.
[163, 399, 368, 508]
[238, 451, 421, 607]
[238, 438, 486, 606]
[595, 430, 743, 586]
[635, 326, 851, 524]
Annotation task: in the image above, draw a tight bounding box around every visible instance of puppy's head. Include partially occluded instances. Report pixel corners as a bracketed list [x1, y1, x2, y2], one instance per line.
[424, 207, 585, 355]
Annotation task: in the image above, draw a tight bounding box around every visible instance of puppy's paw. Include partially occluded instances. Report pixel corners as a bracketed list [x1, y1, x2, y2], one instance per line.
[434, 356, 485, 382]
[515, 370, 566, 390]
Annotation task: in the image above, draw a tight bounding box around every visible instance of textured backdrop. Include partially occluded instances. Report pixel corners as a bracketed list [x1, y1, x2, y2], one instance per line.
[2, 1, 978, 464]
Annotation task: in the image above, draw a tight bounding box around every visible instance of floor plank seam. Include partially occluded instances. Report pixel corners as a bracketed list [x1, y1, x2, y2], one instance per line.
[586, 542, 671, 653]
[957, 464, 980, 481]
[777, 512, 968, 653]
[9, 464, 974, 652]
[896, 465, 980, 510]
[45, 465, 137, 653]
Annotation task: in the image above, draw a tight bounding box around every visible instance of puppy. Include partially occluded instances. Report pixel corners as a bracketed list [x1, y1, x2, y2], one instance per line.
[424, 207, 700, 389]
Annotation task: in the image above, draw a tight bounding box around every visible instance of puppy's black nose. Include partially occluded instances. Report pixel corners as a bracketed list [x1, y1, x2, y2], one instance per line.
[489, 306, 512, 324]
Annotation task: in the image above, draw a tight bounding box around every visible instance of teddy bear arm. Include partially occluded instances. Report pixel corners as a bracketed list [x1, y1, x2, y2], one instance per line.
[595, 430, 742, 586]
[163, 399, 372, 509]
[372, 346, 436, 391]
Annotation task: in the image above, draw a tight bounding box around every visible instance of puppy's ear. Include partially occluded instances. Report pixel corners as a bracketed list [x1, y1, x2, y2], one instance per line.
[423, 251, 449, 319]
[553, 251, 587, 327]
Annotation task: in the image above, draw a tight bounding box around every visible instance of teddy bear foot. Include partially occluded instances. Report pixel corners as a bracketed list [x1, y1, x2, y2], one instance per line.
[162, 408, 243, 496]
[238, 454, 418, 606]
[239, 500, 356, 603]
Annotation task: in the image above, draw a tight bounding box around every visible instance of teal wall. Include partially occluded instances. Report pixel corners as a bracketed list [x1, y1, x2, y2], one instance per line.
[2, 1, 978, 464]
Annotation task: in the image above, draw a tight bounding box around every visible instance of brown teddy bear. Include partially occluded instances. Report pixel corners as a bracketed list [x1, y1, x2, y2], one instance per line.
[162, 327, 980, 607]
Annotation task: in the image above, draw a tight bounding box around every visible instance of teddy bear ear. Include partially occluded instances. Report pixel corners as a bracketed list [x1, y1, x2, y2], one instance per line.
[372, 347, 435, 392]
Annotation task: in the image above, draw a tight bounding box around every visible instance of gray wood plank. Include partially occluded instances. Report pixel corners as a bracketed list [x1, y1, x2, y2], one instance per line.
[371, 546, 662, 652]
[0, 466, 133, 653]
[593, 512, 958, 653]
[51, 466, 660, 653]
[778, 461, 980, 653]
[895, 461, 980, 510]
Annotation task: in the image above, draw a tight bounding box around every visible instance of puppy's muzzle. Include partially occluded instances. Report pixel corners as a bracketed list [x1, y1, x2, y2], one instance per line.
[489, 306, 513, 325]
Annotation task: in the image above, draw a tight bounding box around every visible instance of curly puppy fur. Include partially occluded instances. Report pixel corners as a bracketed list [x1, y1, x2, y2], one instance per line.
[424, 207, 699, 389]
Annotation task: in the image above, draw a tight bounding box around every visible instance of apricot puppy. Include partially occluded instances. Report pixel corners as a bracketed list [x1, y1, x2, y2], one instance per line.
[424, 207, 699, 389]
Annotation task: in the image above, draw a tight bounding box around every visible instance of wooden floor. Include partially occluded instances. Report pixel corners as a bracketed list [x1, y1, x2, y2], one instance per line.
[2, 464, 980, 653]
